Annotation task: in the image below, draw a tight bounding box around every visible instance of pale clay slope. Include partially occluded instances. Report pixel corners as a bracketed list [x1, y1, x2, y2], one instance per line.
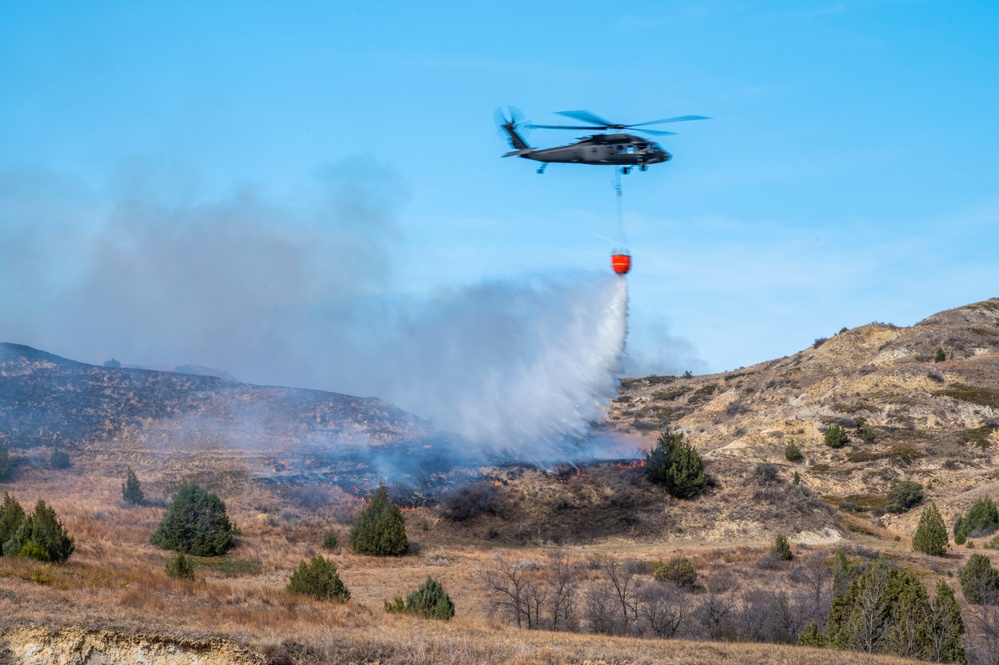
[607, 298, 999, 542]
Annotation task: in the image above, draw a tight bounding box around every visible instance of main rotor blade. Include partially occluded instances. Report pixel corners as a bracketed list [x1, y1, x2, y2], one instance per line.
[525, 123, 606, 131]
[629, 115, 711, 127]
[634, 128, 678, 136]
[555, 109, 615, 127]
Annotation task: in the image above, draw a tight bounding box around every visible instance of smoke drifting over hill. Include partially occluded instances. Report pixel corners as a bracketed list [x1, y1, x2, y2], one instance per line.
[0, 166, 630, 455]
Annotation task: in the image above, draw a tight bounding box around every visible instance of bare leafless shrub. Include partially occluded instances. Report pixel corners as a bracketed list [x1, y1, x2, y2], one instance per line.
[692, 572, 738, 640]
[591, 556, 642, 634]
[479, 549, 581, 632]
[583, 584, 621, 635]
[736, 587, 810, 644]
[967, 603, 999, 665]
[737, 588, 776, 642]
[789, 554, 832, 626]
[543, 549, 580, 632]
[637, 582, 689, 638]
[479, 551, 535, 629]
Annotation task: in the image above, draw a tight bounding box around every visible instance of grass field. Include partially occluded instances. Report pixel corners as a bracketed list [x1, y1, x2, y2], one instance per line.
[0, 446, 958, 665]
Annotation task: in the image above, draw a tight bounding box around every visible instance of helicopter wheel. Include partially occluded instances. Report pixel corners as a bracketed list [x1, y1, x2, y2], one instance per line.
[640, 164, 647, 172]
[621, 167, 631, 175]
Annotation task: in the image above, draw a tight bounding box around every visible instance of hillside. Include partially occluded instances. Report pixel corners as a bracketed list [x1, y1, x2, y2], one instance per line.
[608, 297, 999, 538]
[2, 302, 998, 664]
[0, 342, 427, 450]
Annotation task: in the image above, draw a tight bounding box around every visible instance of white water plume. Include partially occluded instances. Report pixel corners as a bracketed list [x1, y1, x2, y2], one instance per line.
[367, 273, 629, 456]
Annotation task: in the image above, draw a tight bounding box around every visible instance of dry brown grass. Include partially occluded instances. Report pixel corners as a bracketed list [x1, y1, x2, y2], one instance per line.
[0, 450, 930, 664]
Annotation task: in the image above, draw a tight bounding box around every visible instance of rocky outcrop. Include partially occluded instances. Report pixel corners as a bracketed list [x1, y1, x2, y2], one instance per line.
[0, 625, 263, 665]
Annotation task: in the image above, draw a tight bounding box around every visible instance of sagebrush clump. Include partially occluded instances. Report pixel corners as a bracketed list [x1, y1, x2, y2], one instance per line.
[886, 480, 923, 513]
[653, 555, 697, 589]
[350, 485, 408, 556]
[150, 482, 234, 556]
[286, 555, 350, 602]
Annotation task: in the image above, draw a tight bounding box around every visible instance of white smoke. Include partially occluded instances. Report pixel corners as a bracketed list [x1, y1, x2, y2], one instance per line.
[0, 165, 631, 457]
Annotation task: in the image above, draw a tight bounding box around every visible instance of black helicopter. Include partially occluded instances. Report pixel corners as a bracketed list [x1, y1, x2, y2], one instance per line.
[495, 106, 708, 174]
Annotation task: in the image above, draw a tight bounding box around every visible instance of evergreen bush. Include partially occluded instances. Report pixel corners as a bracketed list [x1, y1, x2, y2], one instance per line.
[0, 493, 26, 551]
[165, 553, 195, 580]
[0, 443, 11, 481]
[886, 481, 923, 513]
[2, 499, 75, 562]
[934, 347, 946, 363]
[653, 555, 697, 589]
[644, 430, 707, 500]
[913, 503, 949, 556]
[954, 496, 999, 545]
[122, 468, 144, 506]
[403, 575, 455, 620]
[784, 440, 803, 462]
[286, 555, 350, 602]
[349, 486, 408, 556]
[824, 425, 849, 449]
[150, 482, 234, 556]
[770, 533, 793, 561]
[322, 530, 338, 550]
[827, 558, 931, 656]
[798, 621, 826, 647]
[929, 580, 966, 663]
[959, 553, 999, 605]
[49, 449, 71, 469]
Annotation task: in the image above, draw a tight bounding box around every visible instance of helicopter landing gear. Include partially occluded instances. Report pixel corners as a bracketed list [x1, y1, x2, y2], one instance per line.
[536, 163, 548, 174]
[621, 166, 631, 175]
[640, 164, 647, 172]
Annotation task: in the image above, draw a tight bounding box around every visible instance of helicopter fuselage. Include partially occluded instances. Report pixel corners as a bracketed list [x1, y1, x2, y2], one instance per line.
[523, 133, 671, 167]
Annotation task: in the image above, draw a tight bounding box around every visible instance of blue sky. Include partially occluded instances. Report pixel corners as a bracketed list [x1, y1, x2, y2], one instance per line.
[2, 0, 998, 378]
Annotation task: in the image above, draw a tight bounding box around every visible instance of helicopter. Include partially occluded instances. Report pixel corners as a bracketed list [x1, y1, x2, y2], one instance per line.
[495, 107, 709, 174]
